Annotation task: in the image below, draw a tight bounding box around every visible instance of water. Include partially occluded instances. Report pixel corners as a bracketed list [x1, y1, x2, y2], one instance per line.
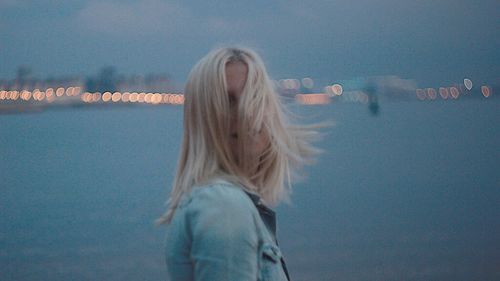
[1, 100, 499, 280]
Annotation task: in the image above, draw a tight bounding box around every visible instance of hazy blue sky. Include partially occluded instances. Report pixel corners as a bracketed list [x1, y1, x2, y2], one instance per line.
[1, 0, 498, 87]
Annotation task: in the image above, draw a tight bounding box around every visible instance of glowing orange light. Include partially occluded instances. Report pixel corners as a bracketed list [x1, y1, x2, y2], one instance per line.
[46, 89, 55, 102]
[144, 93, 153, 103]
[331, 84, 343, 96]
[102, 92, 112, 102]
[481, 86, 491, 98]
[122, 92, 130, 102]
[11, 91, 19, 100]
[160, 94, 168, 103]
[56, 87, 65, 97]
[111, 92, 122, 102]
[33, 89, 41, 101]
[19, 90, 27, 100]
[73, 87, 82, 96]
[92, 92, 102, 102]
[138, 93, 145, 103]
[0, 90, 6, 99]
[151, 93, 161, 104]
[450, 87, 459, 99]
[295, 93, 330, 105]
[426, 88, 437, 100]
[66, 87, 74, 96]
[130, 93, 138, 102]
[46, 88, 54, 101]
[439, 87, 449, 99]
[167, 94, 175, 104]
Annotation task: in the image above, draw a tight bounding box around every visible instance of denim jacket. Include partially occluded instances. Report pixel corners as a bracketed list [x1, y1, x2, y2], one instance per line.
[165, 179, 291, 281]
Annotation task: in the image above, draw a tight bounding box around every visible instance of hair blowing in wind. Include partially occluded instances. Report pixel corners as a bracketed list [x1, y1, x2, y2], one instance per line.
[156, 46, 321, 225]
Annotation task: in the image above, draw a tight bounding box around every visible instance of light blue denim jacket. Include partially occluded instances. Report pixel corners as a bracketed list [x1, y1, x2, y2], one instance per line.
[165, 179, 291, 281]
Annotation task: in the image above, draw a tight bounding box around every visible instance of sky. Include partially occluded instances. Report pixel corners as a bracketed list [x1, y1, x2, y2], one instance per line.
[0, 0, 499, 88]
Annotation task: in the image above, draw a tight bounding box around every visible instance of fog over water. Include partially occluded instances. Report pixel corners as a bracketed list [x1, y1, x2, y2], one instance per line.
[1, 99, 499, 280]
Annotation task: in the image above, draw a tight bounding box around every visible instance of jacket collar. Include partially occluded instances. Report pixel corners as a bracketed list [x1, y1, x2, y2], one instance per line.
[211, 178, 277, 241]
[242, 190, 277, 242]
[243, 190, 291, 281]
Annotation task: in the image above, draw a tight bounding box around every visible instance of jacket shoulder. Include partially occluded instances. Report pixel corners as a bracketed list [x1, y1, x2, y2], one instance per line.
[182, 181, 259, 242]
[187, 181, 256, 212]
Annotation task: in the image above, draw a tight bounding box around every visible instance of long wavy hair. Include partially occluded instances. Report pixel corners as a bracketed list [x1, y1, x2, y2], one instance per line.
[156, 46, 320, 225]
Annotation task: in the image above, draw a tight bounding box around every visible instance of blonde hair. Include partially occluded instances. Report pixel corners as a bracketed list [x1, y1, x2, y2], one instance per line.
[156, 46, 320, 225]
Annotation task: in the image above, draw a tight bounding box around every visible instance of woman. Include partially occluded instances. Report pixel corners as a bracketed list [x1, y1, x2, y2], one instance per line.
[156, 46, 319, 281]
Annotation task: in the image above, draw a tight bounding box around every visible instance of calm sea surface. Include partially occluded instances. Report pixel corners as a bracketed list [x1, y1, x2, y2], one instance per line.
[1, 99, 499, 280]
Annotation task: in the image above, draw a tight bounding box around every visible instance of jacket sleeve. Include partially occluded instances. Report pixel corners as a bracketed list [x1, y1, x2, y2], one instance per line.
[186, 185, 259, 281]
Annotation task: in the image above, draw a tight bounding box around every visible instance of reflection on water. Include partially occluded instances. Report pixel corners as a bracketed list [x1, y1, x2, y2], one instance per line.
[1, 100, 499, 281]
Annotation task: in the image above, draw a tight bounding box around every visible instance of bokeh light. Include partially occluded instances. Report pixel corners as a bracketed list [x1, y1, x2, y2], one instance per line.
[279, 79, 301, 90]
[301, 77, 314, 89]
[138, 93, 146, 103]
[122, 92, 130, 102]
[46, 88, 55, 102]
[426, 88, 437, 100]
[74, 87, 82, 96]
[416, 89, 426, 100]
[130, 92, 138, 102]
[56, 87, 65, 97]
[144, 93, 153, 103]
[450, 87, 459, 99]
[92, 92, 102, 102]
[66, 87, 74, 96]
[111, 92, 122, 102]
[326, 84, 343, 97]
[152, 93, 162, 104]
[481, 86, 491, 98]
[32, 89, 41, 101]
[439, 87, 449, 99]
[463, 78, 473, 90]
[296, 93, 330, 105]
[81, 92, 90, 103]
[102, 92, 112, 102]
[11, 91, 19, 100]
